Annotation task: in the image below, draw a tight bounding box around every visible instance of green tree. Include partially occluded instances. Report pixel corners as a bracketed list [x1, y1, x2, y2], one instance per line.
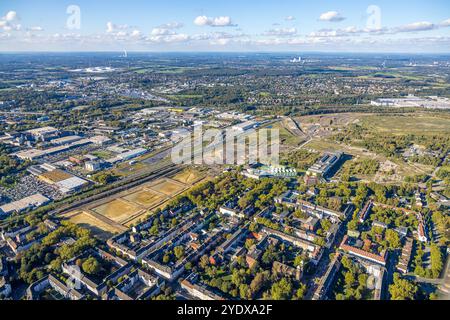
[174, 246, 185, 260]
[82, 257, 101, 275]
[389, 273, 418, 300]
[430, 244, 443, 278]
[270, 278, 293, 300]
[385, 229, 401, 249]
[162, 254, 171, 264]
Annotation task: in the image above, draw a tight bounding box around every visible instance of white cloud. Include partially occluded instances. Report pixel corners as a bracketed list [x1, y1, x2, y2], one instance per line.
[319, 11, 346, 22]
[304, 20, 440, 39]
[5, 11, 18, 22]
[308, 26, 367, 38]
[150, 22, 185, 41]
[396, 21, 436, 32]
[343, 26, 359, 33]
[285, 16, 296, 21]
[309, 29, 338, 37]
[158, 22, 183, 29]
[106, 22, 115, 33]
[3, 11, 450, 52]
[130, 30, 141, 37]
[439, 18, 450, 27]
[194, 15, 236, 27]
[264, 27, 297, 36]
[2, 23, 21, 31]
[106, 22, 128, 33]
[151, 27, 175, 36]
[0, 10, 21, 32]
[27, 26, 44, 32]
[149, 33, 190, 43]
[190, 31, 246, 42]
[210, 38, 230, 45]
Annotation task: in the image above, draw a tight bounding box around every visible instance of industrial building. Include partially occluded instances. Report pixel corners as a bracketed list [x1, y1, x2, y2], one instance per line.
[28, 164, 89, 194]
[106, 147, 147, 164]
[0, 193, 50, 216]
[25, 126, 59, 141]
[14, 135, 110, 160]
[306, 152, 343, 178]
[371, 95, 450, 109]
[231, 120, 259, 133]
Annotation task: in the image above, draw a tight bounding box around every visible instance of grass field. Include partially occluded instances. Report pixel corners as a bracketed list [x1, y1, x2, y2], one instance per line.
[360, 114, 450, 135]
[90, 150, 114, 159]
[269, 122, 305, 147]
[92, 199, 142, 223]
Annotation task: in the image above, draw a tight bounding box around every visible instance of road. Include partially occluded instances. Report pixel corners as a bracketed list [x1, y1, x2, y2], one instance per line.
[304, 218, 348, 300]
[437, 255, 450, 299]
[381, 251, 397, 300]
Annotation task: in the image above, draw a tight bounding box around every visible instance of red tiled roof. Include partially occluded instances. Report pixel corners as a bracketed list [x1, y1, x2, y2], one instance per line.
[339, 236, 386, 264]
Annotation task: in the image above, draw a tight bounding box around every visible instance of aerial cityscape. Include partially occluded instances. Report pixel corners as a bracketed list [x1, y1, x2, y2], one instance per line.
[0, 0, 449, 305]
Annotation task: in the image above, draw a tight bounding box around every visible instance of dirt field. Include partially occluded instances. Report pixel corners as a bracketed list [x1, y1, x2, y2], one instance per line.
[64, 169, 212, 236]
[92, 199, 142, 223]
[123, 190, 166, 207]
[64, 211, 122, 240]
[171, 169, 205, 185]
[148, 178, 186, 196]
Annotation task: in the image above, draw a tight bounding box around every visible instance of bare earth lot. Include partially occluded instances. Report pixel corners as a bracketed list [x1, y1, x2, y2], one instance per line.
[62, 168, 210, 237]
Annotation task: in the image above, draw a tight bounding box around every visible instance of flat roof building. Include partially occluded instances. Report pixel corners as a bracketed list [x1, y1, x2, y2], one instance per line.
[0, 193, 50, 216]
[49, 135, 82, 145]
[306, 152, 343, 178]
[25, 126, 59, 140]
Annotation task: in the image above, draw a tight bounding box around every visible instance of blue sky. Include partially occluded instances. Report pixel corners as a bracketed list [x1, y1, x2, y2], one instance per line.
[1, 0, 449, 52]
